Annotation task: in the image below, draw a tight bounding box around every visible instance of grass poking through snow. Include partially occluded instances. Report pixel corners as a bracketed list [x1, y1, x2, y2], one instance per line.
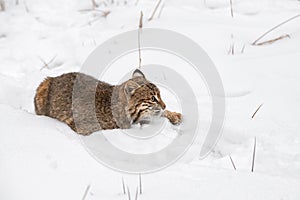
[252, 13, 300, 45]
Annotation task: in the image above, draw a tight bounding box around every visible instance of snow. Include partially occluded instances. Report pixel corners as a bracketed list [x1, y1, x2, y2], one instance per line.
[1, 0, 300, 199]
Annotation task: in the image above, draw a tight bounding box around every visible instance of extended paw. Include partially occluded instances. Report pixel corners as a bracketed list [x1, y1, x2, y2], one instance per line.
[162, 110, 182, 125]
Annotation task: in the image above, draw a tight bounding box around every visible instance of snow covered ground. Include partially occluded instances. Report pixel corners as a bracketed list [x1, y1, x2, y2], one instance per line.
[1, 0, 300, 199]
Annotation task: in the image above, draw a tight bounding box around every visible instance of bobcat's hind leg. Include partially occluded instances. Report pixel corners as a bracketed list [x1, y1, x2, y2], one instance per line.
[34, 78, 52, 115]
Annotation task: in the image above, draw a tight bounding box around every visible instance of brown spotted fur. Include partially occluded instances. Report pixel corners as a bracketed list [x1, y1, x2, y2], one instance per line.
[34, 70, 182, 135]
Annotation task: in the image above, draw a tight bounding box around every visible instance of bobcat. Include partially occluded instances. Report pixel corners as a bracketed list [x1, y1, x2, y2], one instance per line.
[34, 69, 182, 135]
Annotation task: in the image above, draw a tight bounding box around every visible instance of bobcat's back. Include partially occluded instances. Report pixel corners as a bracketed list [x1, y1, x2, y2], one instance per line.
[34, 72, 117, 135]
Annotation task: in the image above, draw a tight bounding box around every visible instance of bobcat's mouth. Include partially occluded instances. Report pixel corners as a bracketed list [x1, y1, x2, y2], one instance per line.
[132, 107, 162, 125]
[153, 108, 162, 116]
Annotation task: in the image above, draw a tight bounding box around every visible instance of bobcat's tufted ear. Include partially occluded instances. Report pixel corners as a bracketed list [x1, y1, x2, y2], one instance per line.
[132, 69, 145, 78]
[124, 80, 140, 99]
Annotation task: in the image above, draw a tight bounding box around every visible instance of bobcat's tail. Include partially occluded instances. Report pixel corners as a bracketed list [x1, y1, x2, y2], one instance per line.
[34, 77, 52, 115]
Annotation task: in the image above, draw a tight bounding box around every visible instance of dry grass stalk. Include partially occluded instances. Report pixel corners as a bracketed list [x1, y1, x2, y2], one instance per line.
[39, 55, 57, 71]
[24, 1, 29, 13]
[138, 11, 143, 69]
[240, 44, 245, 54]
[231, 43, 234, 55]
[122, 177, 126, 194]
[102, 10, 111, 18]
[255, 34, 290, 46]
[229, 155, 237, 170]
[227, 34, 235, 55]
[227, 43, 235, 55]
[251, 137, 257, 172]
[0, 0, 5, 11]
[78, 8, 111, 18]
[148, 0, 162, 21]
[91, 0, 98, 9]
[135, 186, 139, 200]
[139, 11, 143, 28]
[82, 184, 91, 200]
[127, 185, 131, 200]
[230, 0, 233, 18]
[158, 3, 165, 18]
[252, 13, 300, 45]
[251, 103, 263, 119]
[139, 174, 142, 194]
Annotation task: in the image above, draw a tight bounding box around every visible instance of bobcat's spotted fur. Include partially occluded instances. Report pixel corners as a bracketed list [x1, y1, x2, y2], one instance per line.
[34, 69, 182, 135]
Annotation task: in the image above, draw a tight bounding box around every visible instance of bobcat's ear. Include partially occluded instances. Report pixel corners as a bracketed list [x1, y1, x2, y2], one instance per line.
[132, 69, 145, 78]
[124, 80, 140, 99]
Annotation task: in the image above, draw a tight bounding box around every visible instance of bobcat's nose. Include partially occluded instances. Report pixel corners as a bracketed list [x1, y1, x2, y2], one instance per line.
[159, 101, 166, 110]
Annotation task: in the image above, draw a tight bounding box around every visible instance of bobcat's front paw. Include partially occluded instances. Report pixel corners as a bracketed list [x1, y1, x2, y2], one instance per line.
[162, 110, 182, 125]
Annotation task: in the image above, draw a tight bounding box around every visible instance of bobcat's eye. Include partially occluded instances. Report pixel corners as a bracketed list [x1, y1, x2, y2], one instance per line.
[151, 96, 157, 102]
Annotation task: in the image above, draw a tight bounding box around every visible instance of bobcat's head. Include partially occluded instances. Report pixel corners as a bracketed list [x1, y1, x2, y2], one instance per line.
[124, 69, 166, 125]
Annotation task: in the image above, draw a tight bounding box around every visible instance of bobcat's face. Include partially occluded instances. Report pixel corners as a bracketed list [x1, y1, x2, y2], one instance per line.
[124, 69, 166, 125]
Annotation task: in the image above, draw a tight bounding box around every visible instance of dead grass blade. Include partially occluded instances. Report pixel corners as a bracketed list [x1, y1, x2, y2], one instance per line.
[229, 155, 237, 170]
[139, 174, 142, 194]
[0, 0, 5, 11]
[39, 55, 57, 71]
[158, 3, 165, 18]
[251, 103, 263, 119]
[135, 186, 139, 200]
[91, 0, 98, 9]
[252, 13, 300, 45]
[230, 0, 233, 18]
[122, 177, 126, 194]
[127, 185, 131, 200]
[148, 0, 162, 21]
[82, 184, 91, 200]
[251, 137, 257, 172]
[240, 44, 245, 54]
[255, 34, 290, 46]
[138, 11, 143, 69]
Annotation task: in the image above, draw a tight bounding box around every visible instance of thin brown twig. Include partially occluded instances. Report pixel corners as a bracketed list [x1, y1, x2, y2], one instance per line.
[127, 185, 131, 200]
[251, 137, 257, 172]
[251, 103, 263, 119]
[122, 177, 126, 194]
[39, 55, 57, 71]
[158, 3, 165, 18]
[135, 186, 139, 200]
[138, 11, 143, 69]
[255, 34, 290, 46]
[91, 0, 98, 9]
[230, 0, 233, 18]
[139, 174, 142, 194]
[148, 0, 162, 21]
[229, 155, 237, 170]
[240, 44, 245, 54]
[0, 0, 5, 11]
[78, 8, 111, 18]
[227, 34, 235, 55]
[252, 13, 300, 45]
[78, 8, 106, 13]
[24, 1, 29, 13]
[227, 43, 235, 55]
